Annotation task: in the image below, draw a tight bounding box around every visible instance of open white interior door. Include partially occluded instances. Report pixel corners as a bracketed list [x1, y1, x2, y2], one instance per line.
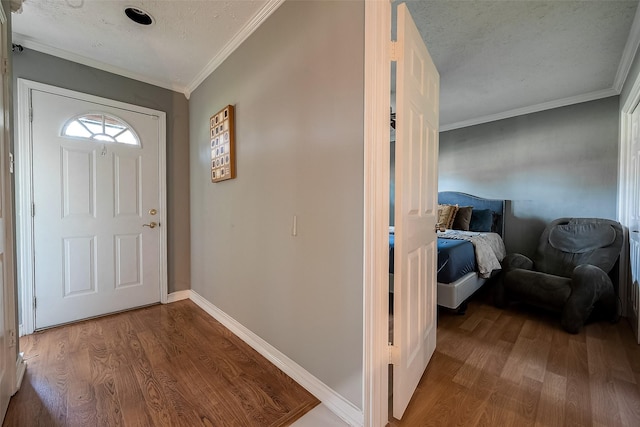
[0, 6, 17, 420]
[392, 2, 440, 419]
[628, 103, 640, 343]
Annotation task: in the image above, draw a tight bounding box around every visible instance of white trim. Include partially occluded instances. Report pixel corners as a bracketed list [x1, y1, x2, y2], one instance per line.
[166, 290, 190, 303]
[16, 79, 34, 336]
[184, 0, 286, 97]
[16, 79, 168, 335]
[14, 353, 26, 394]
[614, 3, 640, 93]
[618, 64, 640, 320]
[12, 34, 188, 95]
[363, 1, 391, 427]
[441, 88, 618, 132]
[157, 111, 168, 305]
[188, 290, 363, 427]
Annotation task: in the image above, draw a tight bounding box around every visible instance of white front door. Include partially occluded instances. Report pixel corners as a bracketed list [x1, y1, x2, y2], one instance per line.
[30, 88, 163, 329]
[392, 2, 440, 419]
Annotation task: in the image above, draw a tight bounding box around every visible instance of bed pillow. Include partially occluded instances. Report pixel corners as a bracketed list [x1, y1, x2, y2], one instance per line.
[469, 209, 493, 232]
[437, 204, 458, 229]
[452, 206, 473, 231]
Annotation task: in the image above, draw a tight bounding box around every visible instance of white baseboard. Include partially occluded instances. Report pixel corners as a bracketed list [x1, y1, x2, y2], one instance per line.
[188, 290, 363, 427]
[14, 352, 26, 394]
[166, 290, 191, 303]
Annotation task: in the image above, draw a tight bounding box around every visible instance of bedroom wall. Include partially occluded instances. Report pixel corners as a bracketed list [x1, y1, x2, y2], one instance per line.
[189, 0, 364, 409]
[439, 96, 620, 258]
[12, 48, 191, 293]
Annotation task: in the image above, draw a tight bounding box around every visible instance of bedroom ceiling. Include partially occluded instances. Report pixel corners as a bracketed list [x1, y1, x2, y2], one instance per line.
[399, 0, 640, 130]
[11, 1, 640, 130]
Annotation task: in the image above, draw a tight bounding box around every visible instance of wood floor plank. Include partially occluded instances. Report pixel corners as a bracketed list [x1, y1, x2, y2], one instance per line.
[4, 300, 319, 427]
[534, 371, 566, 427]
[392, 290, 640, 426]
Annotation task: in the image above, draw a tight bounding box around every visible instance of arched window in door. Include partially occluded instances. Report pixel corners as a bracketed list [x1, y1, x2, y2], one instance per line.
[62, 113, 140, 146]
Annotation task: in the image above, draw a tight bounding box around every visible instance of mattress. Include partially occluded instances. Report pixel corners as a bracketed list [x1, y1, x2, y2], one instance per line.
[389, 234, 476, 284]
[437, 238, 476, 283]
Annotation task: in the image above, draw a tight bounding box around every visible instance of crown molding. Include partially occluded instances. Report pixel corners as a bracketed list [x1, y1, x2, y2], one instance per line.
[440, 87, 618, 132]
[184, 0, 286, 98]
[613, 1, 640, 93]
[12, 33, 189, 95]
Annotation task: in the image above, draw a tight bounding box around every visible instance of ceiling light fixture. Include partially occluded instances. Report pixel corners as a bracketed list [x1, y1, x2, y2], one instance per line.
[124, 7, 154, 26]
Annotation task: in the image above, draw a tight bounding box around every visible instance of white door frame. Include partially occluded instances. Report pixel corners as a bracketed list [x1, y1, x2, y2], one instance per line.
[16, 79, 168, 335]
[619, 69, 640, 334]
[363, 1, 391, 426]
[1, 3, 25, 403]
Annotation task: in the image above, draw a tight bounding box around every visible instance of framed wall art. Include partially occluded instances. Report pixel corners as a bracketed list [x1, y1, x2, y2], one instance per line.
[210, 105, 236, 183]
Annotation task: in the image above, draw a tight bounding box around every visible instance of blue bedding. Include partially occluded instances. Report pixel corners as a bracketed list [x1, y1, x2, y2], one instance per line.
[389, 234, 476, 283]
[437, 238, 476, 283]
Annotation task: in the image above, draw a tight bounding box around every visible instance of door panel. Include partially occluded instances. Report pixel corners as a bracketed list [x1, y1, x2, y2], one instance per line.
[62, 147, 96, 218]
[114, 154, 142, 216]
[63, 236, 96, 296]
[393, 2, 440, 419]
[31, 90, 161, 329]
[115, 233, 142, 288]
[629, 105, 640, 342]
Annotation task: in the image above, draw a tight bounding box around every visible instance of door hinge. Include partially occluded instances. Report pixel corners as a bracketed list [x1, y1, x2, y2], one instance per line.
[8, 329, 15, 347]
[29, 107, 33, 123]
[9, 152, 14, 174]
[1, 57, 7, 75]
[33, 297, 36, 309]
[390, 40, 400, 62]
[388, 343, 398, 365]
[31, 202, 35, 217]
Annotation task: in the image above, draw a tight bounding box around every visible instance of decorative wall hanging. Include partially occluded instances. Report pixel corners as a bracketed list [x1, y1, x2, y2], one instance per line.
[210, 105, 236, 183]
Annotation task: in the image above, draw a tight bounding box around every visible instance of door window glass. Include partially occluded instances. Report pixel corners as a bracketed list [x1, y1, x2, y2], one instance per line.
[62, 113, 140, 146]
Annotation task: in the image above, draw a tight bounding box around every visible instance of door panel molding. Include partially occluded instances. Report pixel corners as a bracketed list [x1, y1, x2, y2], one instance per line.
[16, 79, 168, 335]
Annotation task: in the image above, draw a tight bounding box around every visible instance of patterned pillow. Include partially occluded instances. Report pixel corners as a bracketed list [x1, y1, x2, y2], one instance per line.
[437, 204, 458, 229]
[452, 206, 473, 231]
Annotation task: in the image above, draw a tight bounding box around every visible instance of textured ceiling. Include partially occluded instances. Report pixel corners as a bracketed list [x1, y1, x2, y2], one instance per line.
[12, 1, 640, 129]
[12, 0, 279, 94]
[400, 0, 639, 129]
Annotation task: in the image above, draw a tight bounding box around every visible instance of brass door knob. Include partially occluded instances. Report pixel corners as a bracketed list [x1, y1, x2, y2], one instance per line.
[143, 222, 158, 229]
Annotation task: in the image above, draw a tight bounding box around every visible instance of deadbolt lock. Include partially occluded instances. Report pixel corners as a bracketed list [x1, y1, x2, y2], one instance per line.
[149, 209, 157, 216]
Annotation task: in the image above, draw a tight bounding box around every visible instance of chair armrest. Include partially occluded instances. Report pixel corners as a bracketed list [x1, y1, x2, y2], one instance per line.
[561, 264, 615, 333]
[501, 253, 534, 272]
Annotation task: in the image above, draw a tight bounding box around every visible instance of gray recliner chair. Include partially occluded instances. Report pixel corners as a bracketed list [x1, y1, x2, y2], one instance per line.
[496, 218, 622, 333]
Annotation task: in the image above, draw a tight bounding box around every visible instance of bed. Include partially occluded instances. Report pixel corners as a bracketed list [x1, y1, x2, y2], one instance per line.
[436, 192, 506, 310]
[389, 192, 506, 312]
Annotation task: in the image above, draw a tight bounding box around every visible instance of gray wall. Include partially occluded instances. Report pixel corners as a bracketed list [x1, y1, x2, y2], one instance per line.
[12, 49, 191, 293]
[189, 0, 364, 408]
[439, 96, 620, 257]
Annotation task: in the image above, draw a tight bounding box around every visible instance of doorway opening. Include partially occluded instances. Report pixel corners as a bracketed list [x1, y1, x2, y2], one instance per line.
[16, 80, 169, 335]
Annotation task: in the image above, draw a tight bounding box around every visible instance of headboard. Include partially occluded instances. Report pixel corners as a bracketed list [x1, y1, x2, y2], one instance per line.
[438, 191, 505, 237]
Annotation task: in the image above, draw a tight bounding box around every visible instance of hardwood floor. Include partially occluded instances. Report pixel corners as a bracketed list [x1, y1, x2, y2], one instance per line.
[3, 300, 319, 427]
[391, 292, 640, 426]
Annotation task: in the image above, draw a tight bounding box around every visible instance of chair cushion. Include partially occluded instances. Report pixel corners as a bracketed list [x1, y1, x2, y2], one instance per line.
[549, 223, 617, 253]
